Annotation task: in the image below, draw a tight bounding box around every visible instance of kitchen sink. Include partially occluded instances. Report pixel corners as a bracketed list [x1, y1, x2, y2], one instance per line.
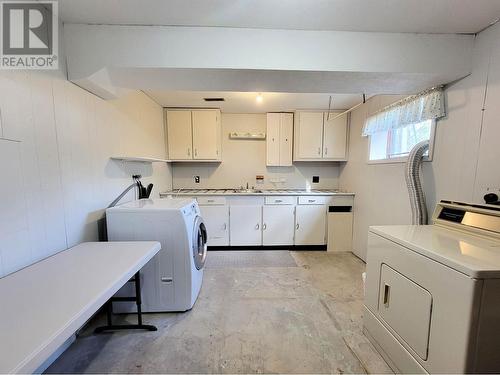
[234, 189, 263, 194]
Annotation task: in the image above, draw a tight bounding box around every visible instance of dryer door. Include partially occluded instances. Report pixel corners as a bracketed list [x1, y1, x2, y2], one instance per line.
[192, 216, 208, 270]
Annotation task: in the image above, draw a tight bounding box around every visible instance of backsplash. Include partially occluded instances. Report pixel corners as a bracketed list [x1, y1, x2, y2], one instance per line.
[171, 113, 341, 190]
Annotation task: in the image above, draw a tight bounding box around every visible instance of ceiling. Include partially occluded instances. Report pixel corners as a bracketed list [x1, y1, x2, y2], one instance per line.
[58, 0, 500, 34]
[145, 91, 366, 112]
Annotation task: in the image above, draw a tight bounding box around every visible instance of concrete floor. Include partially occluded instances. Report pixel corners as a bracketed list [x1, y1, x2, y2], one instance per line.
[47, 251, 392, 374]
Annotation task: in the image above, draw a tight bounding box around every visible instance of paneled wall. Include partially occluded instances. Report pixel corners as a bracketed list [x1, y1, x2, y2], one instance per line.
[339, 22, 500, 260]
[172, 113, 340, 189]
[0, 71, 171, 277]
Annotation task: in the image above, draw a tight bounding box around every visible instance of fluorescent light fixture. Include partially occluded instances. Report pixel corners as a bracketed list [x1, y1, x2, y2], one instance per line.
[256, 93, 263, 103]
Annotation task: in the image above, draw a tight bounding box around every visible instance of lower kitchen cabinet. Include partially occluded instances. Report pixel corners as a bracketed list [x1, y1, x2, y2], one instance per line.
[229, 205, 262, 246]
[199, 205, 229, 246]
[262, 205, 295, 245]
[295, 205, 327, 245]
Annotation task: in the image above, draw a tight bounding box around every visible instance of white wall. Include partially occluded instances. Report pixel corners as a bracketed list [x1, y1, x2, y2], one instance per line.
[0, 70, 172, 278]
[172, 113, 340, 189]
[339, 23, 500, 261]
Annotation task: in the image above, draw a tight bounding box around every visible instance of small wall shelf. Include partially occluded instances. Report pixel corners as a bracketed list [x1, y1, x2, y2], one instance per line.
[229, 132, 266, 140]
[111, 156, 172, 163]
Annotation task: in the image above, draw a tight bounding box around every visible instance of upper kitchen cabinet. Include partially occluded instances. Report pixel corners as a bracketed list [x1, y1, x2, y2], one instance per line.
[166, 110, 193, 160]
[293, 111, 348, 161]
[165, 109, 222, 161]
[266, 112, 293, 166]
[293, 112, 324, 160]
[323, 112, 348, 160]
[192, 110, 221, 160]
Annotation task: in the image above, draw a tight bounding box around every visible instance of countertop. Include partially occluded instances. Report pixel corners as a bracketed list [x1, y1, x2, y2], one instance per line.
[160, 189, 354, 196]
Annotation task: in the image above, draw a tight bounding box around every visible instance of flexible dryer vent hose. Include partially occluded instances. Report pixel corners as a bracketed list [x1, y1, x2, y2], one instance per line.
[405, 140, 430, 225]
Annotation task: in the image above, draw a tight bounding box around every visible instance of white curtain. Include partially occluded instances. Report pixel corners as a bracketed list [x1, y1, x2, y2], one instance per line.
[362, 87, 446, 136]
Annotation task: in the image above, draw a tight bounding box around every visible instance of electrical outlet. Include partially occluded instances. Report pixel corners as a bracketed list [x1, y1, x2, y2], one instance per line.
[194, 176, 200, 183]
[312, 176, 320, 183]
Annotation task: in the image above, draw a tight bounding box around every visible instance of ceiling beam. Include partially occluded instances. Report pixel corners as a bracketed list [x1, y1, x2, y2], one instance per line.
[63, 24, 474, 99]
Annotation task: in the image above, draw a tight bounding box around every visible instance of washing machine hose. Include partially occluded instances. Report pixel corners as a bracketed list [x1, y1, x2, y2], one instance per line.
[405, 140, 430, 225]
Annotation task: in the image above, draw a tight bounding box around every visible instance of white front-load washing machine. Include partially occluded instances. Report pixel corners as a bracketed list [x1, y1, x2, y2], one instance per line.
[106, 198, 207, 312]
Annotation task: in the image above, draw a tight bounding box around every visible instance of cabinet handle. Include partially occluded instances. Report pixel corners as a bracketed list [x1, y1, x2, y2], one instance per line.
[255, 223, 260, 230]
[187, 148, 191, 156]
[275, 199, 282, 203]
[207, 199, 214, 203]
[325, 147, 328, 155]
[318, 147, 321, 155]
[296, 223, 300, 230]
[263, 223, 267, 230]
[161, 277, 173, 283]
[194, 148, 198, 157]
[223, 223, 227, 230]
[308, 199, 315, 203]
[383, 284, 391, 307]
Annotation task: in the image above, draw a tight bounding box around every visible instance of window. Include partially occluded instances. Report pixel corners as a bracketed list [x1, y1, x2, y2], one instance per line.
[368, 120, 434, 162]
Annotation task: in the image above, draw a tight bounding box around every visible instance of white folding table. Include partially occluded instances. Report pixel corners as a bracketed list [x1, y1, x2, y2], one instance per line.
[0, 241, 161, 374]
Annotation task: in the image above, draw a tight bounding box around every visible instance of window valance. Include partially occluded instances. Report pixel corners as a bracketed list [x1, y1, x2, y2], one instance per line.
[362, 86, 445, 136]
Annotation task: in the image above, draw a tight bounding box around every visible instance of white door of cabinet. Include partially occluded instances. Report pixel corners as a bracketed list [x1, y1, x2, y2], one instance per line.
[199, 205, 229, 246]
[279, 113, 294, 166]
[267, 113, 293, 166]
[295, 205, 327, 245]
[192, 110, 220, 160]
[262, 205, 295, 245]
[323, 112, 347, 159]
[229, 206, 262, 246]
[166, 110, 192, 160]
[295, 112, 324, 159]
[266, 113, 281, 166]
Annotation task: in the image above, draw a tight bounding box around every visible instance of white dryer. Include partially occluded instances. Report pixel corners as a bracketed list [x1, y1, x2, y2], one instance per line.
[364, 200, 500, 373]
[106, 198, 207, 312]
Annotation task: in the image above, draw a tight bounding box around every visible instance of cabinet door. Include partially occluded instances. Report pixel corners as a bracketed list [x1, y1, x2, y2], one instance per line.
[192, 110, 220, 160]
[199, 205, 229, 246]
[262, 205, 295, 245]
[229, 206, 262, 246]
[295, 112, 324, 159]
[323, 112, 347, 159]
[166, 110, 192, 160]
[266, 113, 280, 166]
[295, 205, 326, 245]
[279, 113, 294, 166]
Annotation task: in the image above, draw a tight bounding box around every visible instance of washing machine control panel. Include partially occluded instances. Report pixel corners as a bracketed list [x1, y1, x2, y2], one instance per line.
[181, 201, 200, 216]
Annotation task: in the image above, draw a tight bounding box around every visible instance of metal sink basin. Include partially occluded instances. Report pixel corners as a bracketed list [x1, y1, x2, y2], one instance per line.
[234, 189, 263, 194]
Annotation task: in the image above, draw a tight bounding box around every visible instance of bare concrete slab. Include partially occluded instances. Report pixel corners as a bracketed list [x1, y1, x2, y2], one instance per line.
[46, 251, 392, 374]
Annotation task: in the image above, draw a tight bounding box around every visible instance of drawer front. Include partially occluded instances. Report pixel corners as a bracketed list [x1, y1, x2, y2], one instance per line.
[298, 196, 327, 205]
[196, 196, 226, 206]
[264, 196, 296, 205]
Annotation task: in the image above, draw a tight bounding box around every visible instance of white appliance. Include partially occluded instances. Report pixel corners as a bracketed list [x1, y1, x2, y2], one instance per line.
[106, 198, 207, 312]
[364, 200, 500, 374]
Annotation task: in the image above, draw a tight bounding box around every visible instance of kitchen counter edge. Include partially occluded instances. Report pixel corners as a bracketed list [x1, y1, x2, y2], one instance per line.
[159, 191, 355, 197]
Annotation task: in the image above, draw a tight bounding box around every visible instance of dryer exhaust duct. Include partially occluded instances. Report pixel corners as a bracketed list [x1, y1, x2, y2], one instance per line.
[405, 140, 430, 225]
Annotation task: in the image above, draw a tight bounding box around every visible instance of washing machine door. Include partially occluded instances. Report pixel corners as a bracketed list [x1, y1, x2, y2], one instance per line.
[192, 216, 208, 270]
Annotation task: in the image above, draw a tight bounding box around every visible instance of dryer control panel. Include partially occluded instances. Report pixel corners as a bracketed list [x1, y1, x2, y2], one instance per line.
[432, 200, 500, 239]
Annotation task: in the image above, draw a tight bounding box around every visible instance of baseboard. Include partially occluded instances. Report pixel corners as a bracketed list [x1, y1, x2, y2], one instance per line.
[208, 245, 327, 251]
